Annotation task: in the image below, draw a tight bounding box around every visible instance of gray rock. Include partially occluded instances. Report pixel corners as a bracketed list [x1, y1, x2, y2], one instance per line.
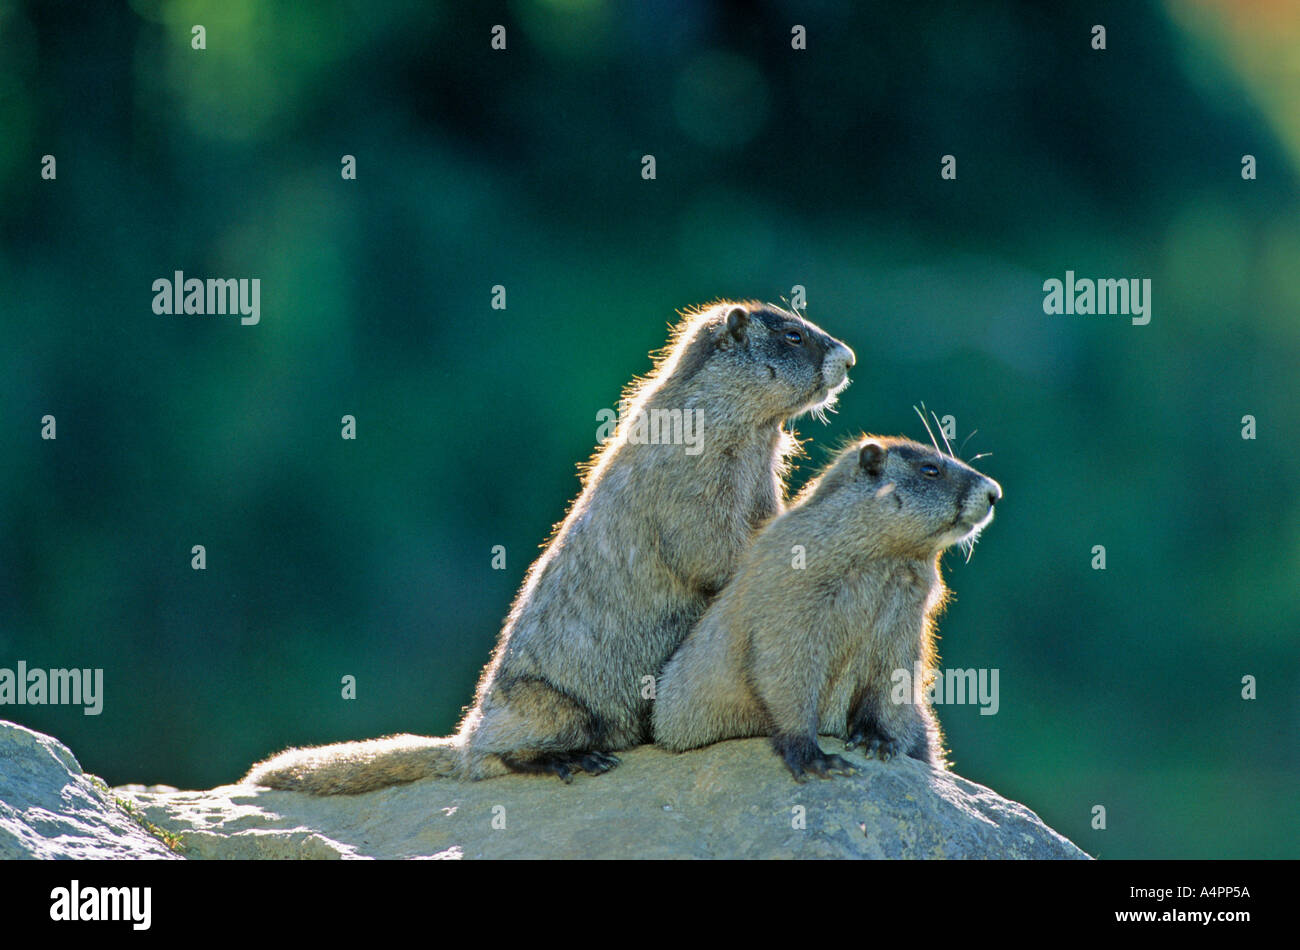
[0, 720, 1088, 859]
[135, 737, 1088, 859]
[0, 720, 180, 859]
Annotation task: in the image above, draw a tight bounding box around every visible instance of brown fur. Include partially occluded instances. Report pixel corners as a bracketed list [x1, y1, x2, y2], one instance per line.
[244, 301, 854, 793]
[653, 435, 1001, 780]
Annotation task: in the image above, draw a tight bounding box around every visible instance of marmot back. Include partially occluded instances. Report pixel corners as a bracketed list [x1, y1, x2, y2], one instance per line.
[653, 435, 1001, 780]
[245, 301, 855, 792]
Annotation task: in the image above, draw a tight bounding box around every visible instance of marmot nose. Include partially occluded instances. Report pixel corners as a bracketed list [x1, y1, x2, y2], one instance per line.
[986, 482, 1002, 506]
[841, 345, 856, 369]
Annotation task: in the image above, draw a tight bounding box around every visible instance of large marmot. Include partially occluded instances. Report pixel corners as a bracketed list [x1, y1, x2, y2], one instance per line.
[245, 301, 855, 792]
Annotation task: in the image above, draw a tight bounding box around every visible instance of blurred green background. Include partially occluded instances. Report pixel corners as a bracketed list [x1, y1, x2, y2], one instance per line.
[1, 0, 1296, 858]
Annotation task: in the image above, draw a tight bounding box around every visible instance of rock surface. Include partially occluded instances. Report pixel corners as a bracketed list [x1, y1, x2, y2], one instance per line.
[0, 720, 180, 859]
[0, 719, 1088, 859]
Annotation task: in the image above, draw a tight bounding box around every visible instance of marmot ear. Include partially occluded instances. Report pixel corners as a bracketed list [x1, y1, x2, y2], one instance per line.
[726, 306, 749, 341]
[858, 440, 887, 477]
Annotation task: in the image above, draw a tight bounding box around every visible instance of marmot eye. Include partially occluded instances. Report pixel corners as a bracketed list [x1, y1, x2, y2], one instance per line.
[783, 329, 802, 345]
[920, 463, 941, 478]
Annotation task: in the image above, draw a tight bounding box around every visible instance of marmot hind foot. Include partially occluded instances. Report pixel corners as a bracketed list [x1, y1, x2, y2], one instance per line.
[772, 734, 855, 782]
[499, 749, 622, 783]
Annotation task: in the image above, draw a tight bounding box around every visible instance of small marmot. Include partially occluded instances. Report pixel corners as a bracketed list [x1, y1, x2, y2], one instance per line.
[653, 434, 1001, 780]
[244, 301, 855, 793]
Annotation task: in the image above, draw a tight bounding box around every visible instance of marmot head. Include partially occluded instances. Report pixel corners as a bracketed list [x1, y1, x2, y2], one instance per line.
[661, 301, 855, 425]
[800, 436, 1002, 559]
